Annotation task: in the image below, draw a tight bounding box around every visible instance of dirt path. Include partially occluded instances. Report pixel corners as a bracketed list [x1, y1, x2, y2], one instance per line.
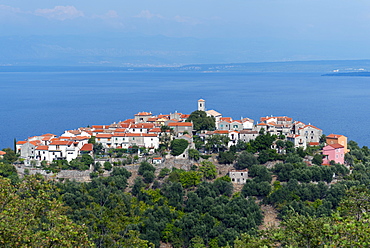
[259, 204, 280, 230]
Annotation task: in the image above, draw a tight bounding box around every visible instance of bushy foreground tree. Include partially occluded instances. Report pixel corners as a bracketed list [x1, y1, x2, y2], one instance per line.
[0, 175, 92, 247]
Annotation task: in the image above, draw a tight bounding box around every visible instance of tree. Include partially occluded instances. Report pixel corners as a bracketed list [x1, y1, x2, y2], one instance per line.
[143, 171, 155, 184]
[1, 148, 18, 164]
[138, 161, 155, 175]
[235, 151, 258, 170]
[170, 139, 189, 156]
[186, 110, 215, 131]
[218, 151, 236, 164]
[81, 154, 94, 166]
[104, 161, 113, 171]
[179, 171, 202, 188]
[312, 154, 323, 165]
[205, 134, 229, 153]
[188, 149, 200, 161]
[198, 161, 217, 180]
[0, 176, 92, 247]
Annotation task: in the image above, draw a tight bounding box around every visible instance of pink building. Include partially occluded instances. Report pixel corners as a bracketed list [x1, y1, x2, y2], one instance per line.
[322, 144, 345, 165]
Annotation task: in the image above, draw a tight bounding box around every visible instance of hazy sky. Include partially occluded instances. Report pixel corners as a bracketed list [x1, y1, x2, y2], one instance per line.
[1, 0, 370, 63]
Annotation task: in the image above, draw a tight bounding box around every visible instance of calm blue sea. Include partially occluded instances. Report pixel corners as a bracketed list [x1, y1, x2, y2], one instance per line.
[1, 68, 370, 149]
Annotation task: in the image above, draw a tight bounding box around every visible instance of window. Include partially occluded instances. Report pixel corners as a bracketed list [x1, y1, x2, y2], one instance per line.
[241, 173, 243, 176]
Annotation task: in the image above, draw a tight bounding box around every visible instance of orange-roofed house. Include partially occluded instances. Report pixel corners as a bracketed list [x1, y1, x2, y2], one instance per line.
[170, 112, 183, 121]
[239, 130, 259, 143]
[16, 141, 27, 153]
[242, 118, 254, 129]
[287, 134, 307, 149]
[35, 145, 50, 162]
[152, 157, 163, 164]
[134, 112, 153, 123]
[80, 143, 93, 156]
[168, 122, 193, 135]
[111, 133, 159, 152]
[19, 141, 39, 160]
[297, 125, 323, 144]
[322, 144, 345, 165]
[326, 134, 349, 153]
[230, 120, 243, 131]
[49, 140, 79, 161]
[217, 119, 231, 131]
[127, 123, 155, 134]
[156, 117, 170, 126]
[0, 151, 6, 159]
[96, 133, 113, 148]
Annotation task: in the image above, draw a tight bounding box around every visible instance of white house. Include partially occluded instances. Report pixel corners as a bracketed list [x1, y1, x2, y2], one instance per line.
[229, 169, 249, 184]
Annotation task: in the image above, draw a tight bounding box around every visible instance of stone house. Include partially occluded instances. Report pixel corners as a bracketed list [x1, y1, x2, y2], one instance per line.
[229, 169, 249, 184]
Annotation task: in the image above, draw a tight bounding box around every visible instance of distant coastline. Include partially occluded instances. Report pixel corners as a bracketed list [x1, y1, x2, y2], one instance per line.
[322, 71, 370, 77]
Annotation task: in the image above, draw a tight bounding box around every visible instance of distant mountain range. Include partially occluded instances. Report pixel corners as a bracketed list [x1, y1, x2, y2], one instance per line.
[1, 34, 370, 73]
[1, 60, 370, 74]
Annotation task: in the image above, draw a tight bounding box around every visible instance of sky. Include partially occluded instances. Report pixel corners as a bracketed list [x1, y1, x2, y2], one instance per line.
[1, 0, 370, 64]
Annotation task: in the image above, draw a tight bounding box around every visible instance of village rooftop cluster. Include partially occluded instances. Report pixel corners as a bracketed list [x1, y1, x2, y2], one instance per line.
[14, 99, 348, 167]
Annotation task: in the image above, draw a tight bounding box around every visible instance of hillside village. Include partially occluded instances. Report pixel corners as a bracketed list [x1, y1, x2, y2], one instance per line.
[3, 99, 370, 247]
[13, 99, 348, 181]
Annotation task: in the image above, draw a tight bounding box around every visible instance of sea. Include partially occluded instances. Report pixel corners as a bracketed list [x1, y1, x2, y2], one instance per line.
[1, 67, 370, 149]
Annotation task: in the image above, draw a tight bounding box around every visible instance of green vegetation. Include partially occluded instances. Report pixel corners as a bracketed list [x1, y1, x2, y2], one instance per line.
[186, 110, 216, 131]
[0, 175, 92, 247]
[170, 139, 189, 156]
[8, 118, 370, 247]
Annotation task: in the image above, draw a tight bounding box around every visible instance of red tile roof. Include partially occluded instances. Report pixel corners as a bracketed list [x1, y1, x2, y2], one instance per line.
[0, 151, 6, 155]
[220, 117, 232, 122]
[80, 143, 93, 151]
[121, 119, 135, 124]
[168, 122, 193, 127]
[50, 140, 73, 146]
[96, 133, 113, 138]
[214, 130, 229, 134]
[147, 117, 158, 122]
[36, 145, 49, 150]
[29, 141, 41, 146]
[327, 134, 344, 138]
[130, 123, 155, 129]
[304, 124, 322, 130]
[149, 128, 161, 133]
[309, 142, 320, 146]
[135, 112, 152, 116]
[330, 144, 344, 149]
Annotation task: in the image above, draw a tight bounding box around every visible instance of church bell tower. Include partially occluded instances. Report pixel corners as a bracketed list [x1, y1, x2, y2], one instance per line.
[198, 99, 205, 111]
